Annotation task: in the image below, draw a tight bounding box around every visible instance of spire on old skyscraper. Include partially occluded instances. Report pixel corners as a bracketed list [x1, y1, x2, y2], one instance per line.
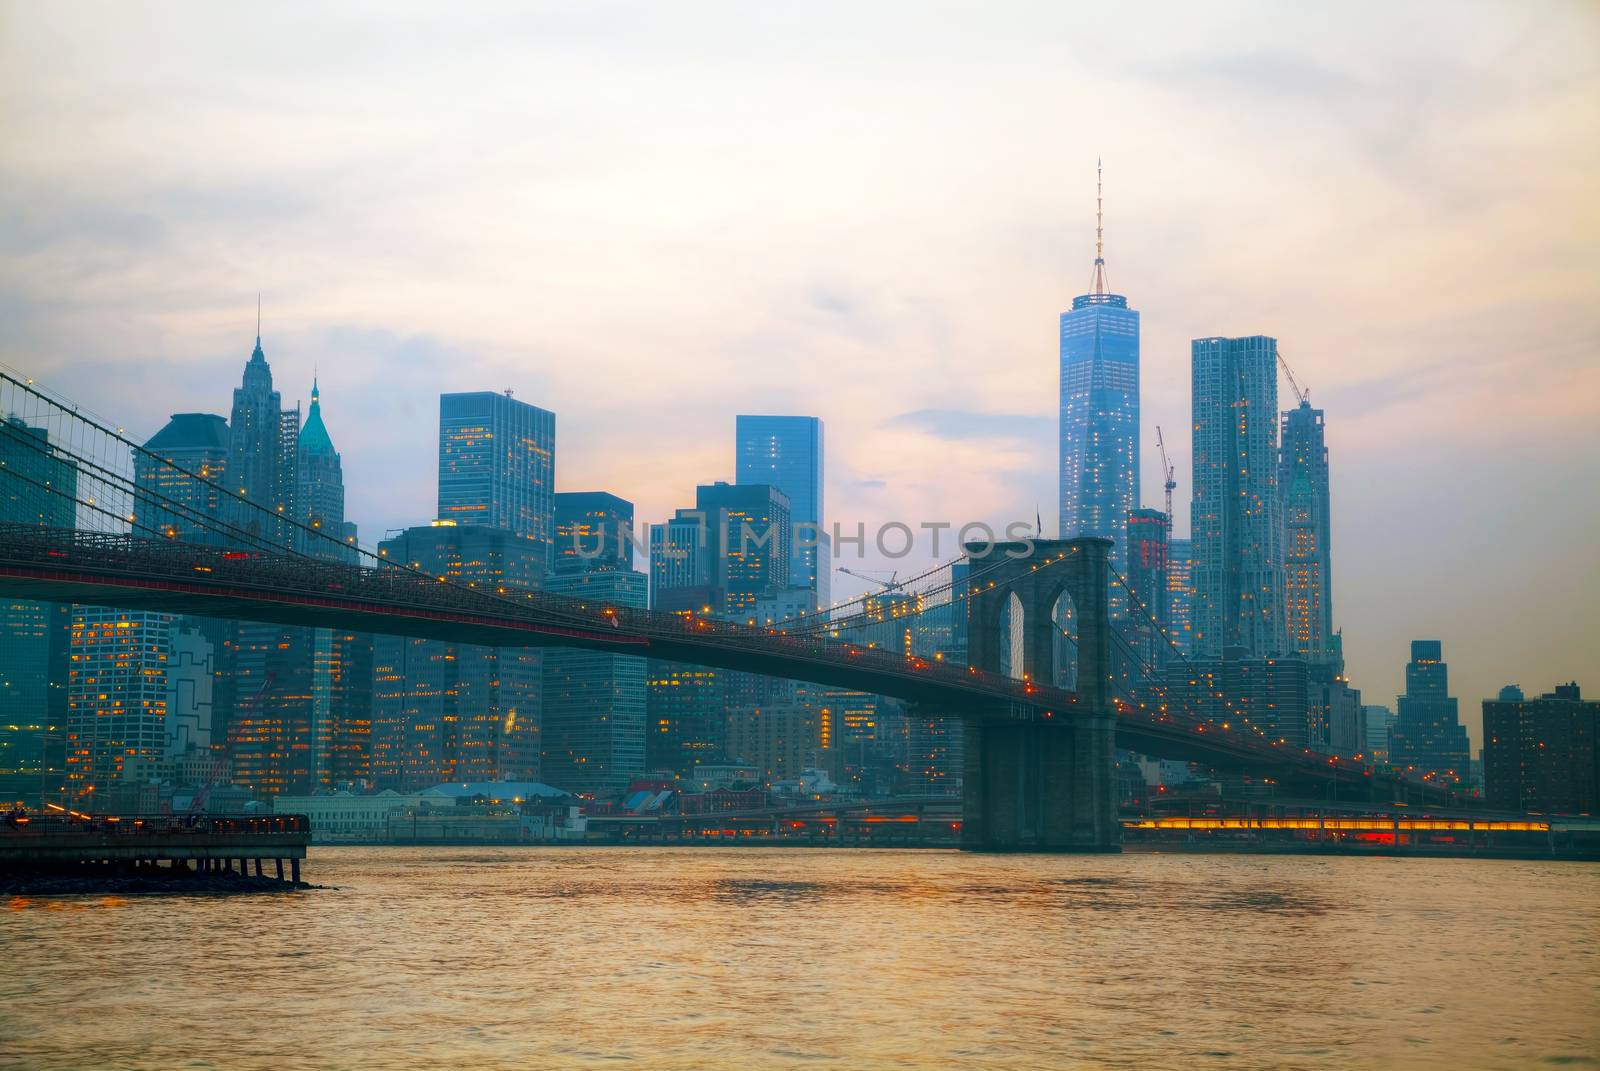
[249, 294, 267, 365]
[299, 376, 335, 456]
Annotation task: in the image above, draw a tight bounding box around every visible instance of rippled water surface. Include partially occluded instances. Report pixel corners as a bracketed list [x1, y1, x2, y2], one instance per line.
[3, 848, 1597, 1070]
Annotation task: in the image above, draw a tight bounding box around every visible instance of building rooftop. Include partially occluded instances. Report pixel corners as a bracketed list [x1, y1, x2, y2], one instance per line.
[298, 379, 336, 456]
[143, 412, 229, 453]
[421, 781, 569, 801]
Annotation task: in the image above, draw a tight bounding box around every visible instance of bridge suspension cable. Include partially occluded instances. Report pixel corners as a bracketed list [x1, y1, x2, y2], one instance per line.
[791, 543, 1086, 643]
[0, 369, 606, 628]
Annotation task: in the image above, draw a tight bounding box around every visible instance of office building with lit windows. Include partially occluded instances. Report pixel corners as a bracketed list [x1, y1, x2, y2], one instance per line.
[911, 712, 964, 797]
[137, 409, 234, 785]
[543, 492, 649, 795]
[554, 490, 636, 575]
[1364, 704, 1397, 762]
[218, 332, 302, 787]
[1159, 650, 1317, 749]
[646, 500, 725, 779]
[1124, 508, 1170, 666]
[296, 380, 371, 789]
[645, 663, 725, 777]
[0, 419, 76, 803]
[649, 509, 712, 599]
[726, 701, 823, 783]
[1280, 399, 1334, 664]
[1483, 683, 1598, 814]
[736, 415, 828, 610]
[65, 610, 175, 803]
[1389, 640, 1470, 783]
[227, 377, 370, 797]
[370, 523, 544, 790]
[695, 481, 791, 617]
[1191, 335, 1284, 658]
[1166, 538, 1195, 658]
[644, 482, 790, 780]
[437, 391, 555, 563]
[134, 412, 230, 543]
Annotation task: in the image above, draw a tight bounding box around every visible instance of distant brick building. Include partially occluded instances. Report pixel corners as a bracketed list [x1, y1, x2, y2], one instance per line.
[1483, 683, 1599, 814]
[680, 787, 768, 815]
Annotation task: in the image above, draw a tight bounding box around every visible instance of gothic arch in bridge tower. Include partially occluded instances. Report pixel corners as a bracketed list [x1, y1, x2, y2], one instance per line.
[997, 591, 1025, 680]
[962, 538, 1108, 707]
[1051, 588, 1079, 692]
[959, 536, 1119, 852]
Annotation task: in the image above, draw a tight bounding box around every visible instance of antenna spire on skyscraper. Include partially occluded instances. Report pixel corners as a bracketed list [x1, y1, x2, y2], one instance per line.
[256, 292, 261, 343]
[1089, 158, 1109, 297]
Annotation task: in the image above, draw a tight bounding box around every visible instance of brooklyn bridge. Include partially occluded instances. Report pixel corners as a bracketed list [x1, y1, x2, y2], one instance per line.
[0, 369, 1453, 851]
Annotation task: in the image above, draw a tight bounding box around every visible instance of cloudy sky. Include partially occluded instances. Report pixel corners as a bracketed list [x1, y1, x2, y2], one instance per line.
[3, 1, 1596, 742]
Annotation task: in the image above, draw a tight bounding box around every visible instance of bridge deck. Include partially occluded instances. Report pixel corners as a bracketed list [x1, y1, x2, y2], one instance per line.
[0, 526, 1454, 801]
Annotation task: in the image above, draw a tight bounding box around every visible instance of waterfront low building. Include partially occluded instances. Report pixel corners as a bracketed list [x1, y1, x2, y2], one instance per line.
[383, 806, 587, 844]
[419, 780, 570, 807]
[271, 789, 432, 840]
[684, 764, 758, 792]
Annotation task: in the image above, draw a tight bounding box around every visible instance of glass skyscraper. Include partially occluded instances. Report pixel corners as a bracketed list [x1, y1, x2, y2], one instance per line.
[1280, 399, 1334, 664]
[0, 419, 75, 806]
[736, 415, 827, 611]
[553, 490, 636, 574]
[543, 491, 649, 795]
[1191, 335, 1284, 658]
[371, 523, 544, 789]
[695, 481, 791, 618]
[1059, 175, 1139, 578]
[543, 568, 648, 795]
[438, 391, 556, 563]
[649, 510, 713, 600]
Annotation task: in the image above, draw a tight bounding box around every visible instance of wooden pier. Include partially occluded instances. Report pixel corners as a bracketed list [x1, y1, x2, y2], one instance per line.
[0, 813, 311, 893]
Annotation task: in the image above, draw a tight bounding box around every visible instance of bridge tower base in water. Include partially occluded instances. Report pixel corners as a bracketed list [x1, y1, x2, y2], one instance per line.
[958, 537, 1120, 853]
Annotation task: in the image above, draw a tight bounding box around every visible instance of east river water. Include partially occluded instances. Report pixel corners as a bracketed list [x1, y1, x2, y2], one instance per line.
[2, 848, 1597, 1070]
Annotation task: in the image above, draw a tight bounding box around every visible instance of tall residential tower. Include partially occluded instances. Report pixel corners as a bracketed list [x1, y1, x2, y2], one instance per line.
[1190, 335, 1284, 658]
[1280, 399, 1334, 664]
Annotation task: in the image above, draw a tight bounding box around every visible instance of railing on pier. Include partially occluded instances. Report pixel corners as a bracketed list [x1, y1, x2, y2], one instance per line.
[0, 813, 309, 837]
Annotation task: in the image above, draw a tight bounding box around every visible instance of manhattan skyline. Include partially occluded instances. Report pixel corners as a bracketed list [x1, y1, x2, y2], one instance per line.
[1, 2, 1596, 743]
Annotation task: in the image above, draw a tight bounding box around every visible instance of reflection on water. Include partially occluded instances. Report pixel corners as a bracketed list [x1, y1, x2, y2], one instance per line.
[2, 848, 1596, 1070]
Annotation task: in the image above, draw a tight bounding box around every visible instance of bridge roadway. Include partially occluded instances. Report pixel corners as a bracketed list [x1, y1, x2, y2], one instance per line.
[0, 525, 1438, 799]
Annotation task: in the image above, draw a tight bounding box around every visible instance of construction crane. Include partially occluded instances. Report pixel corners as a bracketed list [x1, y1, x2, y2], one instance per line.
[836, 566, 902, 592]
[1278, 350, 1310, 407]
[1156, 425, 1177, 522]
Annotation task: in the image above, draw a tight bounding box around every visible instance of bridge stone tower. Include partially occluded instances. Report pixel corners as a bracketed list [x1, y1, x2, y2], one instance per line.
[961, 537, 1120, 852]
